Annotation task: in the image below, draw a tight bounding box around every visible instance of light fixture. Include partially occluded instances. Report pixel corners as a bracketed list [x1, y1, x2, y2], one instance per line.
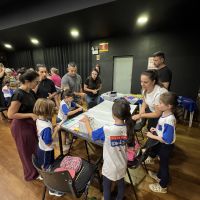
[30, 38, 39, 45]
[137, 15, 149, 26]
[4, 43, 13, 49]
[70, 29, 79, 38]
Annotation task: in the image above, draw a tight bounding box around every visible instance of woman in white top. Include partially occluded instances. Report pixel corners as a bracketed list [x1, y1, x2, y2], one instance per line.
[132, 70, 168, 130]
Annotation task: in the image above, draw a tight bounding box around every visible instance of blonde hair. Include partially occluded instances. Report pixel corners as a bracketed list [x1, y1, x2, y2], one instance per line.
[33, 98, 55, 118]
[50, 67, 59, 74]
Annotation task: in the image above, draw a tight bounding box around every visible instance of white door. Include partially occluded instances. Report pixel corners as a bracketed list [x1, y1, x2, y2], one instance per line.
[113, 56, 133, 94]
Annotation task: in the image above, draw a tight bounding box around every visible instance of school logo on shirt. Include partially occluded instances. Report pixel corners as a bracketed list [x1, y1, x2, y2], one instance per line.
[110, 136, 128, 147]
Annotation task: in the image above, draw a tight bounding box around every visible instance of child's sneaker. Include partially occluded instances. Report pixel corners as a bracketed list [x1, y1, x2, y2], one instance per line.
[36, 175, 43, 181]
[49, 190, 64, 197]
[149, 183, 167, 193]
[144, 156, 155, 164]
[148, 171, 160, 182]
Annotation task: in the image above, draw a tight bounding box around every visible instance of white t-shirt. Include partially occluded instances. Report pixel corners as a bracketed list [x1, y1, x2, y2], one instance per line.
[36, 119, 54, 151]
[144, 85, 167, 112]
[156, 114, 176, 144]
[92, 124, 127, 181]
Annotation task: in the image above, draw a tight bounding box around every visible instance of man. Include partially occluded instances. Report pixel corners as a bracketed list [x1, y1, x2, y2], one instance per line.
[35, 64, 59, 109]
[61, 62, 84, 103]
[153, 51, 172, 90]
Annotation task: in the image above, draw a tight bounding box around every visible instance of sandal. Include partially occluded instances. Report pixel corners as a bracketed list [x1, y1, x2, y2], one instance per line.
[149, 183, 167, 193]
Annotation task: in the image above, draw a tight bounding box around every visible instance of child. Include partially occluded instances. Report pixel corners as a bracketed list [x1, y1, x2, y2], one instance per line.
[81, 99, 135, 200]
[33, 98, 57, 170]
[145, 92, 177, 193]
[57, 89, 83, 152]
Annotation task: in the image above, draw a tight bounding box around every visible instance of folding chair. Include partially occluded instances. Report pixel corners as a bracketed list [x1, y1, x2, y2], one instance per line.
[32, 154, 102, 200]
[126, 148, 149, 200]
[134, 118, 146, 144]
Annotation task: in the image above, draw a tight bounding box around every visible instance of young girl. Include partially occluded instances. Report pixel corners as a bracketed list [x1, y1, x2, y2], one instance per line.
[33, 98, 56, 170]
[57, 89, 83, 152]
[145, 92, 177, 193]
[81, 99, 135, 200]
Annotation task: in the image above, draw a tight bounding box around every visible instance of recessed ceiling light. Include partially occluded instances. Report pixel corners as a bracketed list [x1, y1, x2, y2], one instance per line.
[137, 15, 149, 26]
[70, 29, 79, 38]
[4, 43, 13, 49]
[30, 38, 39, 45]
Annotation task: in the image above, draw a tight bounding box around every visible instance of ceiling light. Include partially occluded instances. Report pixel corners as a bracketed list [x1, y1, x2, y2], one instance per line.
[137, 15, 148, 26]
[31, 38, 39, 45]
[4, 43, 13, 49]
[70, 29, 79, 38]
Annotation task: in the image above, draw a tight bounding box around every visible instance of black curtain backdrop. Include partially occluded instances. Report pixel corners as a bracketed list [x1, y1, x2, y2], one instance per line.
[7, 50, 34, 69]
[6, 42, 92, 82]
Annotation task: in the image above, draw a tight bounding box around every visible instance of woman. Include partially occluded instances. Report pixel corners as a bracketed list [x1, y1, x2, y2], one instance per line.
[84, 68, 102, 109]
[0, 63, 6, 106]
[50, 67, 61, 90]
[8, 70, 40, 181]
[132, 70, 168, 130]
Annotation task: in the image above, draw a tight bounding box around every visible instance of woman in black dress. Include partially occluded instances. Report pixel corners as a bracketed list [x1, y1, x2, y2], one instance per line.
[8, 70, 40, 181]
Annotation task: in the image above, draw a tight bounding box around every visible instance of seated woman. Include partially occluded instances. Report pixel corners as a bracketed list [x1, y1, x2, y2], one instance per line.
[84, 68, 102, 109]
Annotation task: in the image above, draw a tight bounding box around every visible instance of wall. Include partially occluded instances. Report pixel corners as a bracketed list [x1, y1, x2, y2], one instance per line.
[92, 32, 200, 99]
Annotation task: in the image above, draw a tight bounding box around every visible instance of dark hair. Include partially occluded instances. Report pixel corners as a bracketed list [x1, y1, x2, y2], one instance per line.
[68, 62, 76, 68]
[95, 64, 101, 74]
[62, 89, 74, 98]
[17, 67, 26, 75]
[36, 64, 46, 71]
[141, 69, 159, 85]
[160, 92, 178, 113]
[19, 70, 39, 84]
[112, 98, 135, 146]
[33, 98, 55, 118]
[153, 51, 165, 60]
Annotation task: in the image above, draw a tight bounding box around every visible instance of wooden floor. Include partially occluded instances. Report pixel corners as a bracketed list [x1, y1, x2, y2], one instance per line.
[0, 117, 200, 200]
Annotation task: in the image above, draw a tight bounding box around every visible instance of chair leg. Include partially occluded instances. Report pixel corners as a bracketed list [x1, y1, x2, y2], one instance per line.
[42, 185, 46, 200]
[127, 169, 137, 200]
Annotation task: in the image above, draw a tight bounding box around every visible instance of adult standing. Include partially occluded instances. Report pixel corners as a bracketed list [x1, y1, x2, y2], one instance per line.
[35, 65, 59, 109]
[0, 63, 6, 107]
[61, 62, 84, 103]
[84, 68, 102, 108]
[153, 51, 172, 90]
[132, 70, 168, 130]
[8, 70, 39, 181]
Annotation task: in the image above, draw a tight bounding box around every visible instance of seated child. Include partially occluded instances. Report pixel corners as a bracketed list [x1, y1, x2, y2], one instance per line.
[57, 89, 83, 152]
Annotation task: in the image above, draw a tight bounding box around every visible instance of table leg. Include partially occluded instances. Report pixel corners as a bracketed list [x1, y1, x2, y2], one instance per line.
[189, 111, 194, 127]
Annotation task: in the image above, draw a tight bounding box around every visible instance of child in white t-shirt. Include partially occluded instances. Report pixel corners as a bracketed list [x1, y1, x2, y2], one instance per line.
[33, 98, 58, 169]
[57, 90, 83, 152]
[81, 99, 135, 200]
[145, 92, 177, 193]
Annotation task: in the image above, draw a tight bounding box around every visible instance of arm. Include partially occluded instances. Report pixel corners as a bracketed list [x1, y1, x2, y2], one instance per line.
[84, 84, 96, 94]
[162, 82, 170, 89]
[7, 101, 37, 120]
[80, 116, 93, 134]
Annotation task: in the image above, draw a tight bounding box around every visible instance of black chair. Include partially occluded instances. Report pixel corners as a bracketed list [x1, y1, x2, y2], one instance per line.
[32, 154, 102, 200]
[134, 118, 146, 144]
[126, 148, 149, 200]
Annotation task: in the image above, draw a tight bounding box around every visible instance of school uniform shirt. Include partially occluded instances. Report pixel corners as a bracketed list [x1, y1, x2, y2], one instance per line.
[92, 124, 128, 181]
[57, 99, 76, 120]
[144, 85, 168, 112]
[36, 119, 54, 151]
[156, 114, 176, 144]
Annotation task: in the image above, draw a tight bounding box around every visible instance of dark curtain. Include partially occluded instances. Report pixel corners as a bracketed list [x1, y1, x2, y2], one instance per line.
[7, 50, 34, 69]
[6, 42, 92, 82]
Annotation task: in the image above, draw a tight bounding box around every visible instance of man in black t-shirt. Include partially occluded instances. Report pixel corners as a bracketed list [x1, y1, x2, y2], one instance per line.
[153, 51, 172, 90]
[35, 64, 59, 109]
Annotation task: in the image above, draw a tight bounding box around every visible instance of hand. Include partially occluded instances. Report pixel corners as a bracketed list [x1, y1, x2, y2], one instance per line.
[150, 127, 156, 132]
[80, 115, 89, 123]
[30, 114, 38, 121]
[132, 114, 141, 121]
[146, 132, 154, 138]
[78, 107, 83, 112]
[92, 90, 97, 94]
[47, 93, 53, 99]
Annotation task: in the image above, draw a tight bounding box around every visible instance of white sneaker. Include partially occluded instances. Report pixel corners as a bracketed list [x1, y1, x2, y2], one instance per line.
[49, 190, 64, 197]
[148, 171, 160, 182]
[149, 183, 167, 193]
[145, 156, 155, 164]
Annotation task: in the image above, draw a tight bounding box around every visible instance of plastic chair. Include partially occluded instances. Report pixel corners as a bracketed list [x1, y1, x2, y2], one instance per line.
[32, 154, 102, 200]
